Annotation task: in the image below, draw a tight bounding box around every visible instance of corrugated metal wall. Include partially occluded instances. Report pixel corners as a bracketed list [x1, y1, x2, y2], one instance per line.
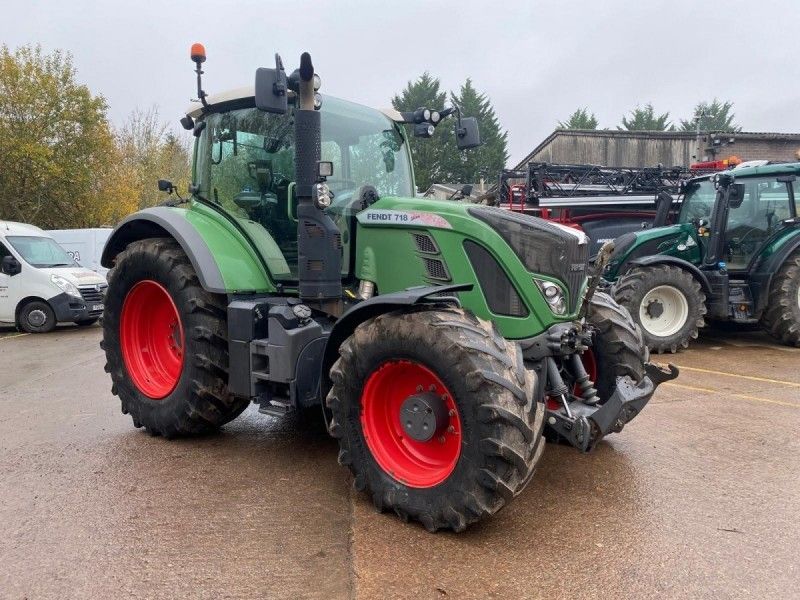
[531, 134, 697, 167]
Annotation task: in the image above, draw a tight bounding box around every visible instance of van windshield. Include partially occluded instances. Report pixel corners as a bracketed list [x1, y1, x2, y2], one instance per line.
[6, 236, 76, 268]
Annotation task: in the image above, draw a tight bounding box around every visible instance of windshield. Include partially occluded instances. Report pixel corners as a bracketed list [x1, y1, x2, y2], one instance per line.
[678, 179, 717, 223]
[194, 97, 414, 279]
[6, 236, 76, 268]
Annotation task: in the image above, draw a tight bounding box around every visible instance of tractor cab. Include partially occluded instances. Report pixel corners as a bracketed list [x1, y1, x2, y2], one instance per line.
[606, 162, 800, 352]
[189, 94, 415, 281]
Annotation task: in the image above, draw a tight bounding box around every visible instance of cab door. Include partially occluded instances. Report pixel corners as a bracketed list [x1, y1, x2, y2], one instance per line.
[724, 178, 793, 271]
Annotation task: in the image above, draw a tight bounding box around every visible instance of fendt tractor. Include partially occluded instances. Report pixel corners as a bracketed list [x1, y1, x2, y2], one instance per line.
[605, 164, 800, 353]
[100, 46, 677, 531]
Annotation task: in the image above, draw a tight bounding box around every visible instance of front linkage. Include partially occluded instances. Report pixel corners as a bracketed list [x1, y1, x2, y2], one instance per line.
[527, 243, 678, 451]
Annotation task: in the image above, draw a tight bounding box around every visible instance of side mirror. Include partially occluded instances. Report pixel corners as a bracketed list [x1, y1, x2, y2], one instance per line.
[158, 179, 175, 193]
[728, 183, 746, 209]
[1, 255, 21, 276]
[455, 117, 481, 150]
[460, 184, 473, 197]
[255, 54, 288, 114]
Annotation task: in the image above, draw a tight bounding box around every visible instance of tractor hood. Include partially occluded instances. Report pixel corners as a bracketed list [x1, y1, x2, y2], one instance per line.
[605, 223, 700, 279]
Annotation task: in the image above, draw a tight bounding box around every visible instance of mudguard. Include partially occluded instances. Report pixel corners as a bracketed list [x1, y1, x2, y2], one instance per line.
[101, 206, 274, 294]
[320, 283, 472, 390]
[749, 230, 800, 312]
[627, 254, 711, 294]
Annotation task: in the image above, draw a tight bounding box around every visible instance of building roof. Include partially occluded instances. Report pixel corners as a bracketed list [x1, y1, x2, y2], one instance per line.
[513, 129, 800, 170]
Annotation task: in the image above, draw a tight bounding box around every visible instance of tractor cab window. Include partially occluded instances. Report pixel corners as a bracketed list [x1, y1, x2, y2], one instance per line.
[725, 178, 791, 270]
[194, 98, 413, 281]
[678, 179, 716, 223]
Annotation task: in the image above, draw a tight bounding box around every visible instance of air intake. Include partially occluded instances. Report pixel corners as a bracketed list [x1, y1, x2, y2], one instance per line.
[464, 241, 528, 317]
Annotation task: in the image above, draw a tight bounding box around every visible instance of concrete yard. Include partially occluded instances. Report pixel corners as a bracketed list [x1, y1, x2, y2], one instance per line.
[1, 324, 798, 599]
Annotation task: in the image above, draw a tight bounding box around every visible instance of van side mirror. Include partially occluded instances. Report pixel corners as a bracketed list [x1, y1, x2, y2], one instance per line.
[1, 256, 21, 276]
[728, 183, 746, 209]
[255, 54, 289, 114]
[455, 117, 481, 150]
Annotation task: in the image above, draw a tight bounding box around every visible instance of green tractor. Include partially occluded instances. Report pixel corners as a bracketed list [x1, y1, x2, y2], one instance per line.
[100, 47, 676, 531]
[605, 163, 800, 352]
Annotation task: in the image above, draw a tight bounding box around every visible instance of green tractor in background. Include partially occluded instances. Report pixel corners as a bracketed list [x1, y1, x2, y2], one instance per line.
[100, 46, 676, 532]
[605, 163, 800, 352]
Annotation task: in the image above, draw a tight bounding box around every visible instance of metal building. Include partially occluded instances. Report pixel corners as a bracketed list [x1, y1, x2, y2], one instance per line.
[514, 129, 800, 169]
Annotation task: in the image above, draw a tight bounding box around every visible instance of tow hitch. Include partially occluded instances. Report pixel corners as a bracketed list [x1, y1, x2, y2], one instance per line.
[547, 362, 679, 452]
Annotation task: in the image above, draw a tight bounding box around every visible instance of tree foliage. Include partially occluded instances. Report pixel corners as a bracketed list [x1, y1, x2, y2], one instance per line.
[0, 45, 137, 228]
[391, 73, 450, 192]
[679, 99, 741, 132]
[558, 108, 599, 130]
[116, 106, 191, 210]
[618, 103, 674, 131]
[443, 78, 508, 185]
[392, 73, 507, 192]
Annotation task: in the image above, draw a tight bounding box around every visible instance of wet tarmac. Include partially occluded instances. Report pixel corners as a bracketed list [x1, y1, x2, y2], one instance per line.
[1, 324, 798, 599]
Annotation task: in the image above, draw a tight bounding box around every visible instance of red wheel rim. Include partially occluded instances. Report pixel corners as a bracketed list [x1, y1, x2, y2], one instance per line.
[546, 350, 598, 410]
[360, 360, 461, 488]
[120, 280, 184, 399]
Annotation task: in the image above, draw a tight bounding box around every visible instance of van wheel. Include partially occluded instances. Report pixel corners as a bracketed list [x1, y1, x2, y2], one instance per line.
[19, 300, 57, 333]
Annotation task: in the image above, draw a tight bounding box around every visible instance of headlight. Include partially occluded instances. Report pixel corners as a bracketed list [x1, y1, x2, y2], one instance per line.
[535, 279, 567, 315]
[50, 274, 81, 298]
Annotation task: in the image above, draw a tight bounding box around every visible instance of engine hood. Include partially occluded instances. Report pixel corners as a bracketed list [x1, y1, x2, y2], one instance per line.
[606, 223, 700, 279]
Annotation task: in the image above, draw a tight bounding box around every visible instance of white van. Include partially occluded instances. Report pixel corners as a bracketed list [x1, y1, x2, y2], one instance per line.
[47, 228, 113, 277]
[0, 221, 108, 333]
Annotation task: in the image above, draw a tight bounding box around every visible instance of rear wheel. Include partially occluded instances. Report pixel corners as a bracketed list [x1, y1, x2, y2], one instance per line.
[327, 307, 545, 532]
[613, 265, 706, 353]
[761, 250, 800, 347]
[102, 238, 248, 437]
[19, 300, 56, 333]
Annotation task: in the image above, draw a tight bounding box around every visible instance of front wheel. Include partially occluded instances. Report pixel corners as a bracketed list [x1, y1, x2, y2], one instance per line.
[761, 250, 800, 347]
[327, 307, 545, 532]
[613, 265, 706, 353]
[19, 300, 56, 333]
[102, 238, 248, 437]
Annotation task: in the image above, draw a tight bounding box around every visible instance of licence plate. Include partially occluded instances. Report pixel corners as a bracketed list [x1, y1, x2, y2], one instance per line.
[92, 304, 104, 311]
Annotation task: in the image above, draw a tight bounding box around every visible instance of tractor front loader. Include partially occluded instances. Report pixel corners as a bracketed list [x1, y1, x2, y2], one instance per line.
[100, 46, 677, 531]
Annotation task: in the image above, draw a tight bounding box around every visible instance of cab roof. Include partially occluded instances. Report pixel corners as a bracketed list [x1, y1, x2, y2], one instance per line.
[693, 161, 800, 182]
[185, 86, 403, 122]
[0, 221, 47, 237]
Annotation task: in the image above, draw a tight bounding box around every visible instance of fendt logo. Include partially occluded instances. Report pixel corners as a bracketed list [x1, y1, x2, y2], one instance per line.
[569, 263, 586, 272]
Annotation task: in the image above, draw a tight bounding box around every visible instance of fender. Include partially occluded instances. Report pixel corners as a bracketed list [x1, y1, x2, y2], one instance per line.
[101, 206, 274, 294]
[626, 254, 712, 294]
[320, 283, 473, 394]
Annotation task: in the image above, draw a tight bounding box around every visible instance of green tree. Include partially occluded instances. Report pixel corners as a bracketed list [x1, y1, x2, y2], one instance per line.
[679, 99, 741, 132]
[558, 108, 599, 130]
[0, 45, 135, 228]
[618, 103, 674, 131]
[443, 78, 509, 186]
[391, 72, 449, 192]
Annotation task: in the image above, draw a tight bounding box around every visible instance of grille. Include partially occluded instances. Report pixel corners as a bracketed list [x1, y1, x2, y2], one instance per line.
[468, 206, 589, 312]
[412, 233, 438, 254]
[79, 285, 107, 304]
[423, 257, 451, 281]
[464, 241, 528, 317]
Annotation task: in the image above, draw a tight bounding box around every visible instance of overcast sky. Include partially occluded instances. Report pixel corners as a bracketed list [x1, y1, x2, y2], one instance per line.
[2, 0, 799, 165]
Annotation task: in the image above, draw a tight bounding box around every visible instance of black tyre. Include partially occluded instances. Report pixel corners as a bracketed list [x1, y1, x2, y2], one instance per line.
[327, 306, 545, 532]
[75, 318, 99, 327]
[586, 291, 647, 400]
[613, 265, 706, 353]
[761, 250, 800, 347]
[102, 238, 248, 437]
[19, 300, 56, 333]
